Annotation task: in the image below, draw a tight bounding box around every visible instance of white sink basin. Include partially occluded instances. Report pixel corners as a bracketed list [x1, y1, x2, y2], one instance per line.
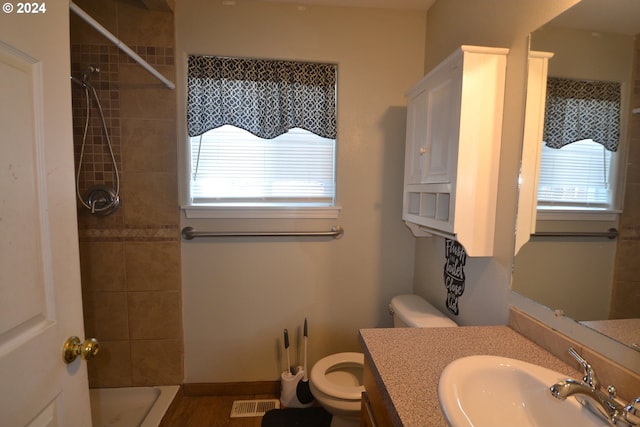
[438, 355, 608, 427]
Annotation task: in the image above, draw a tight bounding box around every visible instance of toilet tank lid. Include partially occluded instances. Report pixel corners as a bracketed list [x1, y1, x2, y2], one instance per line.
[390, 294, 457, 327]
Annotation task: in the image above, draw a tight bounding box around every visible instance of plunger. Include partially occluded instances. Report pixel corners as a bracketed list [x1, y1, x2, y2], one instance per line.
[296, 318, 314, 404]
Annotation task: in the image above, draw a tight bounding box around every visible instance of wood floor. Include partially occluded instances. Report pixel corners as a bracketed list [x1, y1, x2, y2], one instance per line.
[159, 383, 279, 427]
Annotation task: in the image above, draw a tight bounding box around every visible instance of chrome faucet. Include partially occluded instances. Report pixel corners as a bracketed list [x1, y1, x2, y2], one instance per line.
[549, 348, 640, 426]
[568, 347, 599, 389]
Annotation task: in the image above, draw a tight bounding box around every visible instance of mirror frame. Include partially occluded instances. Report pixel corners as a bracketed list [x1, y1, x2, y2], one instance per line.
[510, 292, 640, 373]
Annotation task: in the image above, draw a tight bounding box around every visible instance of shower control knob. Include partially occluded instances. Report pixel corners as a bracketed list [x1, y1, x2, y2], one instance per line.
[62, 336, 100, 364]
[84, 185, 119, 216]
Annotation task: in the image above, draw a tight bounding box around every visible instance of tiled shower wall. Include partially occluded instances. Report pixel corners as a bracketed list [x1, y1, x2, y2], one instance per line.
[70, 0, 182, 387]
[612, 35, 640, 319]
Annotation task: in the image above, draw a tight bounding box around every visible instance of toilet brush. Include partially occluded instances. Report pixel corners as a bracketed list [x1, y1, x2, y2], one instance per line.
[296, 318, 314, 404]
[284, 329, 293, 375]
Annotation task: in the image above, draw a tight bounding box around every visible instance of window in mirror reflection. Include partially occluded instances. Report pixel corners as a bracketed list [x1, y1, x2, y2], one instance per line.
[538, 77, 621, 211]
[538, 139, 613, 208]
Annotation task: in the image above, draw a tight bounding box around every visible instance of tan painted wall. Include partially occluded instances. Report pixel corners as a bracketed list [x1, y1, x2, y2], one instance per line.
[175, 1, 424, 382]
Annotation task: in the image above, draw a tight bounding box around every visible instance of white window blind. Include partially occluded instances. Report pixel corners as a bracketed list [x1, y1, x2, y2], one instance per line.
[190, 126, 335, 206]
[537, 139, 614, 209]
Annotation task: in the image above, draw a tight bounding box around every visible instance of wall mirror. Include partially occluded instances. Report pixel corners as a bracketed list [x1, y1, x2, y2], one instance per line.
[513, 0, 640, 355]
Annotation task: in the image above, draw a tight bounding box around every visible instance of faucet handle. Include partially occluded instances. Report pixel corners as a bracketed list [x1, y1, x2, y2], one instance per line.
[625, 397, 640, 415]
[568, 347, 600, 389]
[623, 397, 640, 426]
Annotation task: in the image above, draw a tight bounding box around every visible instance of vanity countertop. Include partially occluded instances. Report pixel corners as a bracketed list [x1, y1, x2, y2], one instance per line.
[359, 325, 581, 427]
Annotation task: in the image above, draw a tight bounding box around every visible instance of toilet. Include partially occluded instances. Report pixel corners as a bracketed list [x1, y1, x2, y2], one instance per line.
[388, 293, 458, 328]
[309, 294, 457, 427]
[309, 352, 364, 427]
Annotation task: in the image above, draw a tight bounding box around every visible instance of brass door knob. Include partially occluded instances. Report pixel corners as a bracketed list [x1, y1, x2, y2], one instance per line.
[62, 336, 100, 364]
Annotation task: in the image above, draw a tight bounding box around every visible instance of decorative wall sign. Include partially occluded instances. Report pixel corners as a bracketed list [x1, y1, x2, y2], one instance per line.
[443, 239, 467, 315]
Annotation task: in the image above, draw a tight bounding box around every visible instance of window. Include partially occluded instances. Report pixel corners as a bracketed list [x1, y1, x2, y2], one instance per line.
[538, 139, 614, 209]
[185, 55, 338, 218]
[538, 77, 621, 213]
[190, 126, 335, 206]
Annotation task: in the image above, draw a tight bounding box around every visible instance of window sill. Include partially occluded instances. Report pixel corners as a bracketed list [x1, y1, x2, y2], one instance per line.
[182, 205, 342, 219]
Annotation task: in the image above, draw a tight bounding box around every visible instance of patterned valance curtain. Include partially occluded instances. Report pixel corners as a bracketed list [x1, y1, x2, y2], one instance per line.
[543, 77, 621, 152]
[187, 55, 337, 139]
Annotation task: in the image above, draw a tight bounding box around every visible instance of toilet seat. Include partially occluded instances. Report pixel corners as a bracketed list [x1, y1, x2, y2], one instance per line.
[310, 352, 364, 400]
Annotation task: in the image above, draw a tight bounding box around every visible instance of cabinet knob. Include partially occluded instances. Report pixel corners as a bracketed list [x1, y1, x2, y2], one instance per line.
[419, 147, 428, 155]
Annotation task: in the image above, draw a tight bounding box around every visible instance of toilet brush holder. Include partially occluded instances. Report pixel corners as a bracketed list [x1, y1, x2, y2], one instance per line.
[280, 366, 314, 408]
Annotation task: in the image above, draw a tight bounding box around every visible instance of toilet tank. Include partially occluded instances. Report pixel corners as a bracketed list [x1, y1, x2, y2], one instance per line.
[389, 294, 457, 328]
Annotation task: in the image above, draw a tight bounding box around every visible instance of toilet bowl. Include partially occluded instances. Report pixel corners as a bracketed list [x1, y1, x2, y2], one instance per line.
[311, 294, 457, 426]
[309, 352, 364, 427]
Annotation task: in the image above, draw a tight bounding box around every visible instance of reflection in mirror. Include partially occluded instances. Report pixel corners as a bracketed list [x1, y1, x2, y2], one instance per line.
[513, 0, 640, 351]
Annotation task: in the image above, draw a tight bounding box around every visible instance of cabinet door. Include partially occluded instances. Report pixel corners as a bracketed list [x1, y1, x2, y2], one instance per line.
[405, 88, 427, 184]
[360, 393, 376, 427]
[406, 61, 461, 185]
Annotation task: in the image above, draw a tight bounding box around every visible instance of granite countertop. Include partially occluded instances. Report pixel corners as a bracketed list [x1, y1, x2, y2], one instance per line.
[359, 325, 582, 427]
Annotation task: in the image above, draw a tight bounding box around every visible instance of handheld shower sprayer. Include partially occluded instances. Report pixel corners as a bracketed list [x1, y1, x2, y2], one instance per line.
[82, 65, 100, 82]
[70, 75, 85, 87]
[71, 64, 120, 216]
[70, 65, 100, 88]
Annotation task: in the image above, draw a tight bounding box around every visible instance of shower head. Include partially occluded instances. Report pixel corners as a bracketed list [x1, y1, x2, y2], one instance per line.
[70, 65, 100, 88]
[82, 65, 100, 82]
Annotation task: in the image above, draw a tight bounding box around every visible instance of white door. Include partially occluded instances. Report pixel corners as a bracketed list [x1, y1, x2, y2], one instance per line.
[0, 2, 92, 426]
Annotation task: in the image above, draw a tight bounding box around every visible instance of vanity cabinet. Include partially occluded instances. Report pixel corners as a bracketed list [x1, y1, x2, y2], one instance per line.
[361, 356, 394, 427]
[402, 45, 508, 256]
[360, 392, 376, 427]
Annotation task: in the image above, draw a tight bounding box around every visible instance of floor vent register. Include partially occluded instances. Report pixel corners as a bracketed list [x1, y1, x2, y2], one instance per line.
[230, 399, 280, 418]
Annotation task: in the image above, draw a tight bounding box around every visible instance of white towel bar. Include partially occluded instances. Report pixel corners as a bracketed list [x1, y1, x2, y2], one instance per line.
[181, 226, 344, 240]
[531, 228, 617, 239]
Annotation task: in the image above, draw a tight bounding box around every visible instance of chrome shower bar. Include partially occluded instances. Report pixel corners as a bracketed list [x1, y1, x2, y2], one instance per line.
[181, 226, 344, 240]
[531, 228, 618, 239]
[69, 1, 176, 90]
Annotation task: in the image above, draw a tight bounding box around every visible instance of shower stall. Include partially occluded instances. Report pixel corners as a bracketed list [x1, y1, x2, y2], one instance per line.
[69, 1, 182, 425]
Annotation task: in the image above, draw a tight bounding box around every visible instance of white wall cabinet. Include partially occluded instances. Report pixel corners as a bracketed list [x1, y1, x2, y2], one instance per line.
[514, 51, 554, 255]
[402, 45, 509, 256]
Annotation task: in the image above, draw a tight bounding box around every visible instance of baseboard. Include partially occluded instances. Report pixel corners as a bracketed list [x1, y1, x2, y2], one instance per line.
[183, 381, 280, 396]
